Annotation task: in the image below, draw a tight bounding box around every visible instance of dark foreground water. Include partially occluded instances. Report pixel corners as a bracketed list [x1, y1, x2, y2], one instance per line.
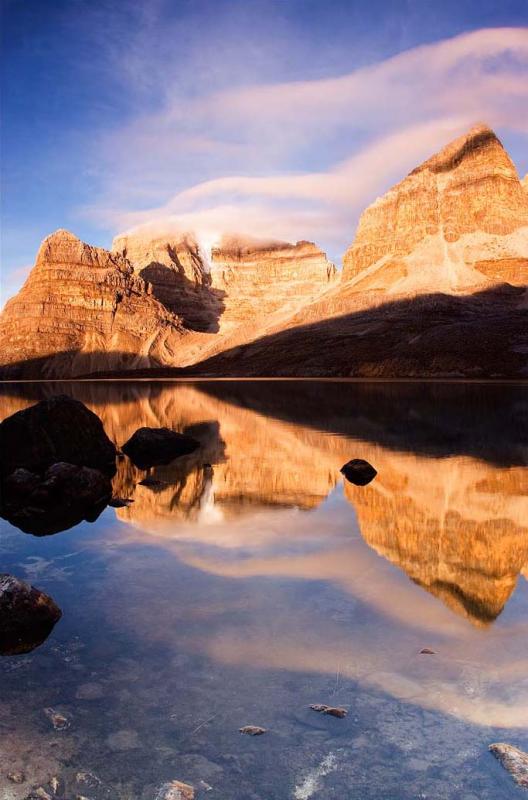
[0, 381, 527, 799]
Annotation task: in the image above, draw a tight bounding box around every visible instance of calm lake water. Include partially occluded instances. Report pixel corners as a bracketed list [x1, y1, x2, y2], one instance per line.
[1, 380, 527, 800]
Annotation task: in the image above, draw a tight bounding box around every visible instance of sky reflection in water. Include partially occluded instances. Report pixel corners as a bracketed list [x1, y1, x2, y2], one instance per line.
[0, 381, 527, 799]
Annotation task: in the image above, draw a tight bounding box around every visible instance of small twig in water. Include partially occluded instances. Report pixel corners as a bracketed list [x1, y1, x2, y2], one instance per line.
[333, 663, 341, 695]
[189, 713, 218, 737]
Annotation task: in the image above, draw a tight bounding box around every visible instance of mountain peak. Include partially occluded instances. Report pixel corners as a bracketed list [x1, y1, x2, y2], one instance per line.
[410, 123, 509, 176]
[343, 124, 528, 292]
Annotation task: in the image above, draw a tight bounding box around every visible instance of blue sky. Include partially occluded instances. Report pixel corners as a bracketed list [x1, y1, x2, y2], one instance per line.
[2, 0, 528, 300]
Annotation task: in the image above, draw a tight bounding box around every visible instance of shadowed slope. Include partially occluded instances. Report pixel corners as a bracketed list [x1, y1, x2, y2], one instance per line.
[175, 284, 528, 378]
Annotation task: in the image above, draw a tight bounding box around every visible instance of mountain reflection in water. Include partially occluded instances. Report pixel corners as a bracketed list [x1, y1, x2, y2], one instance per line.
[0, 380, 527, 797]
[4, 381, 524, 625]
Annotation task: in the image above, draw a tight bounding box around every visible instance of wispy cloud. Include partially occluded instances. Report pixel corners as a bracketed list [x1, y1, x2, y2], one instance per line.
[83, 26, 528, 257]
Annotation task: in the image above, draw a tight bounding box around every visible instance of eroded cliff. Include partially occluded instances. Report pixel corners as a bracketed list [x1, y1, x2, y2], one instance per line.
[0, 230, 186, 378]
[1, 125, 526, 378]
[342, 124, 528, 293]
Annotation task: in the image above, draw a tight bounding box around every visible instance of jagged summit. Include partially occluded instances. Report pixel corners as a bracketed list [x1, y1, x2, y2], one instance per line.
[111, 227, 337, 339]
[410, 123, 502, 175]
[37, 228, 131, 271]
[343, 122, 528, 292]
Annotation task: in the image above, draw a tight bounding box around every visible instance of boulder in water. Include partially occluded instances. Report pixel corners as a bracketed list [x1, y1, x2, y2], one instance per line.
[309, 704, 347, 718]
[0, 395, 116, 478]
[0, 574, 62, 655]
[122, 427, 199, 469]
[340, 458, 377, 486]
[489, 743, 528, 788]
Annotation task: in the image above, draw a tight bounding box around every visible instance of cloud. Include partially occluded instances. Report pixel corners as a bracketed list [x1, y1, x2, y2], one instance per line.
[83, 26, 528, 257]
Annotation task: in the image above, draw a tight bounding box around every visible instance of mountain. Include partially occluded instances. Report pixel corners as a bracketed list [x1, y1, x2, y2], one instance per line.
[209, 235, 336, 329]
[0, 230, 186, 378]
[179, 125, 528, 378]
[0, 124, 526, 378]
[343, 124, 528, 292]
[111, 229, 221, 332]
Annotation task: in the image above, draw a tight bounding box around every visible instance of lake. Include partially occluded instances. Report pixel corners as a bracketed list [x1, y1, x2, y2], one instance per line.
[1, 380, 527, 799]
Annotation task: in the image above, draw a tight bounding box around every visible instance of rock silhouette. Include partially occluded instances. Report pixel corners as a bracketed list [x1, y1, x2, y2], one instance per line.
[122, 427, 200, 469]
[0, 462, 112, 536]
[0, 396, 115, 535]
[340, 459, 377, 485]
[0, 395, 116, 477]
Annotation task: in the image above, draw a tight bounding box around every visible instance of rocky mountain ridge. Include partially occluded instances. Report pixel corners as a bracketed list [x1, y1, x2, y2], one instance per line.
[0, 230, 187, 378]
[343, 124, 528, 293]
[0, 124, 526, 378]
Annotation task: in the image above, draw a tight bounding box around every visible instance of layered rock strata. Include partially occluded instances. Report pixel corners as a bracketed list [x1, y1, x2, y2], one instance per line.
[0, 230, 186, 378]
[112, 230, 222, 331]
[344, 452, 528, 625]
[343, 124, 528, 293]
[209, 236, 337, 331]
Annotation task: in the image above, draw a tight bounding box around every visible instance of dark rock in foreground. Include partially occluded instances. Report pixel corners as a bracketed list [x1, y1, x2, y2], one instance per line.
[489, 743, 528, 788]
[0, 395, 116, 478]
[340, 458, 377, 486]
[0, 462, 112, 536]
[122, 427, 200, 469]
[0, 574, 61, 656]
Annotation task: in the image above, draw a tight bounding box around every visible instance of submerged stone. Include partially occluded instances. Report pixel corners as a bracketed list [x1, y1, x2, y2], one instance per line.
[309, 704, 347, 718]
[155, 780, 195, 800]
[122, 427, 200, 469]
[44, 707, 71, 731]
[489, 743, 528, 788]
[0, 574, 62, 656]
[7, 771, 25, 784]
[239, 725, 267, 736]
[340, 459, 377, 486]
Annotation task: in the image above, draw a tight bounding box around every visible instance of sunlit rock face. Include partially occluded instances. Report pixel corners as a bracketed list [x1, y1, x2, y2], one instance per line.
[181, 127, 527, 379]
[345, 451, 528, 626]
[110, 231, 337, 366]
[112, 230, 223, 332]
[342, 125, 528, 292]
[0, 230, 186, 378]
[112, 230, 336, 340]
[209, 235, 337, 331]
